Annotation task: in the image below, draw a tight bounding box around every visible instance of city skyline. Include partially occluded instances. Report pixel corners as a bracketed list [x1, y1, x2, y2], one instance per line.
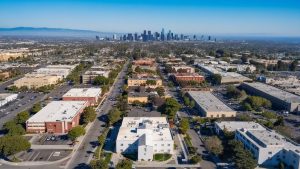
[0, 0, 300, 36]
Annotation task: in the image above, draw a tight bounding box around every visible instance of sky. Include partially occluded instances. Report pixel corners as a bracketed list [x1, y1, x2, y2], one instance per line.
[0, 0, 300, 36]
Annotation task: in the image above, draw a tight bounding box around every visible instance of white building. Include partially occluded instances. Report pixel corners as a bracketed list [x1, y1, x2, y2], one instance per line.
[215, 121, 265, 135]
[116, 117, 174, 161]
[236, 127, 300, 169]
[0, 93, 18, 107]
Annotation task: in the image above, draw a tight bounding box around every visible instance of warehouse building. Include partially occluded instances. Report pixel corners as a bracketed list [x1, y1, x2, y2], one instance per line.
[0, 93, 18, 107]
[62, 88, 102, 106]
[240, 82, 300, 113]
[26, 101, 88, 134]
[116, 117, 174, 161]
[13, 74, 62, 89]
[187, 91, 236, 118]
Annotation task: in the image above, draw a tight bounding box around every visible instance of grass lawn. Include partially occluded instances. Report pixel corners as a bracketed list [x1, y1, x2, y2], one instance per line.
[153, 153, 172, 161]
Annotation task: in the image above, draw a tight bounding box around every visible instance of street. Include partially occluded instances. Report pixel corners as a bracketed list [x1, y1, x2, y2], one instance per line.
[65, 62, 128, 169]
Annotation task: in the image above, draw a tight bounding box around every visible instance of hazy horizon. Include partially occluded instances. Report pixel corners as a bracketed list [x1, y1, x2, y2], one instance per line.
[0, 0, 300, 37]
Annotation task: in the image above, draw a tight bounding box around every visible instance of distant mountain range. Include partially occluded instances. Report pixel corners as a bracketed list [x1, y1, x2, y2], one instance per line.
[0, 27, 115, 38]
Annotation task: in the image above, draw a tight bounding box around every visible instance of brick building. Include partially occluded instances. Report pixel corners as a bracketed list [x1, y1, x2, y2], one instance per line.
[26, 101, 88, 134]
[173, 73, 205, 83]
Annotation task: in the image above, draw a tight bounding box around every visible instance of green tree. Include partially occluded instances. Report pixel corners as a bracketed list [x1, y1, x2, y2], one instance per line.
[180, 118, 190, 134]
[146, 79, 157, 85]
[3, 121, 26, 136]
[155, 87, 165, 96]
[81, 107, 97, 124]
[243, 96, 271, 111]
[183, 96, 190, 107]
[31, 103, 42, 114]
[0, 136, 31, 156]
[90, 159, 108, 169]
[93, 76, 110, 85]
[204, 136, 223, 156]
[15, 111, 30, 124]
[68, 126, 86, 141]
[229, 140, 257, 169]
[116, 159, 132, 169]
[211, 74, 222, 85]
[107, 108, 121, 125]
[159, 98, 181, 120]
[290, 60, 298, 71]
[190, 100, 195, 108]
[101, 85, 110, 95]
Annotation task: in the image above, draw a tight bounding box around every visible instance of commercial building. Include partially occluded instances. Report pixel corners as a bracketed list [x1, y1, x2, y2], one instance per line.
[214, 121, 264, 135]
[132, 59, 155, 66]
[240, 82, 300, 113]
[171, 66, 195, 73]
[0, 93, 18, 107]
[62, 88, 102, 106]
[34, 68, 71, 78]
[128, 77, 162, 88]
[81, 70, 110, 84]
[187, 91, 236, 118]
[236, 128, 300, 169]
[172, 73, 205, 83]
[26, 101, 88, 134]
[197, 64, 252, 84]
[13, 74, 62, 89]
[116, 117, 174, 161]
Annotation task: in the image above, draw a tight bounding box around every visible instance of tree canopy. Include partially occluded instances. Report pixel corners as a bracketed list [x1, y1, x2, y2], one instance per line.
[107, 108, 121, 125]
[0, 136, 31, 156]
[68, 126, 86, 141]
[116, 159, 133, 169]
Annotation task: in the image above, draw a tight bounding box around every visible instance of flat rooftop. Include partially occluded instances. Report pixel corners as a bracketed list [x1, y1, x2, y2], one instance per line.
[243, 82, 300, 103]
[27, 101, 87, 123]
[117, 117, 172, 142]
[63, 88, 101, 98]
[215, 121, 265, 132]
[188, 91, 235, 113]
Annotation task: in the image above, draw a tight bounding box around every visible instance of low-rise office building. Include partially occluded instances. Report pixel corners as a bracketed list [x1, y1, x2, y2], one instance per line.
[187, 91, 236, 118]
[81, 70, 110, 84]
[62, 88, 102, 106]
[236, 128, 300, 169]
[14, 74, 62, 89]
[172, 73, 205, 83]
[116, 117, 174, 161]
[240, 82, 300, 113]
[171, 65, 195, 73]
[128, 77, 162, 88]
[0, 93, 18, 107]
[26, 101, 88, 134]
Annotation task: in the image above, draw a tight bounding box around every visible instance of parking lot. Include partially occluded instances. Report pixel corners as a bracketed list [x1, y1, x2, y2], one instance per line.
[127, 106, 161, 117]
[17, 149, 72, 162]
[32, 134, 72, 145]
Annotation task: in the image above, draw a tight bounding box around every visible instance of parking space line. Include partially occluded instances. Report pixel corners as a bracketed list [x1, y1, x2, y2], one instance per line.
[31, 151, 40, 161]
[47, 151, 54, 161]
[27, 151, 36, 161]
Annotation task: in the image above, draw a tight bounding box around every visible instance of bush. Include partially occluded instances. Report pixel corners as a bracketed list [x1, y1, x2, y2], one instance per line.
[190, 155, 202, 164]
[116, 159, 132, 169]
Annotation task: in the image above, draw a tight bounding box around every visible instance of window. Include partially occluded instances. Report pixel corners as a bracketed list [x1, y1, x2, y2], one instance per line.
[161, 144, 164, 146]
[268, 152, 272, 155]
[121, 144, 123, 146]
[120, 149, 123, 152]
[168, 144, 171, 146]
